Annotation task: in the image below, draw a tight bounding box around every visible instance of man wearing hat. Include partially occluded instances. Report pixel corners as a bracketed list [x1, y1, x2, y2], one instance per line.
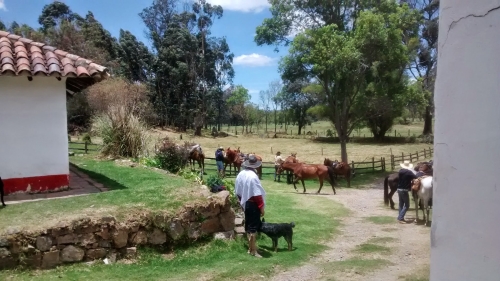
[235, 154, 266, 258]
[215, 147, 225, 177]
[397, 160, 418, 224]
[274, 151, 284, 182]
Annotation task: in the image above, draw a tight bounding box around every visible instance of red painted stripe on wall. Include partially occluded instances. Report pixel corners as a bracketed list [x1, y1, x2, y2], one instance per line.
[2, 174, 69, 195]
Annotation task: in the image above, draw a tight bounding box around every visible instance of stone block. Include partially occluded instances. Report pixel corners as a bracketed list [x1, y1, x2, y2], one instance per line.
[61, 245, 85, 262]
[0, 247, 10, 258]
[125, 247, 137, 259]
[168, 219, 185, 240]
[201, 217, 221, 234]
[0, 257, 17, 270]
[42, 251, 60, 269]
[219, 210, 236, 232]
[23, 252, 42, 268]
[112, 229, 128, 248]
[36, 236, 53, 251]
[86, 248, 108, 260]
[57, 234, 77, 245]
[148, 229, 167, 245]
[129, 231, 148, 245]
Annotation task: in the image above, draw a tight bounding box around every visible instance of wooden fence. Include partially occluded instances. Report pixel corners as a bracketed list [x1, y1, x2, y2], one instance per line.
[68, 141, 100, 154]
[389, 147, 434, 171]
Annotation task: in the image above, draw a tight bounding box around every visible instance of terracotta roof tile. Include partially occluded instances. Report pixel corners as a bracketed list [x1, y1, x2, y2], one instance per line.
[0, 30, 108, 80]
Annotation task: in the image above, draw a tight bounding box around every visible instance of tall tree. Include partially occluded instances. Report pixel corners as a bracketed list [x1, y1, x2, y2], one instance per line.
[258, 0, 419, 161]
[0, 19, 6, 30]
[117, 29, 153, 82]
[268, 79, 283, 132]
[259, 89, 271, 132]
[406, 0, 439, 135]
[280, 80, 318, 135]
[38, 1, 81, 32]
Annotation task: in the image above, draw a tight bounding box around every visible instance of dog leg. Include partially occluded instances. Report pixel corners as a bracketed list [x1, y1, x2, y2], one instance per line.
[273, 238, 278, 253]
[285, 235, 293, 251]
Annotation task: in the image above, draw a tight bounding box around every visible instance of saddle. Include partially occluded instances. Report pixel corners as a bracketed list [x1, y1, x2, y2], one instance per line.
[412, 176, 430, 191]
[189, 144, 202, 154]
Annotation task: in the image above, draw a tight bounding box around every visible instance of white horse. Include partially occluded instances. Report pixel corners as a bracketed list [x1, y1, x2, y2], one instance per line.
[412, 176, 433, 226]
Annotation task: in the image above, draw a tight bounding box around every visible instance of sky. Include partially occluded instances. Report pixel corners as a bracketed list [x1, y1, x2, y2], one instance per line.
[0, 0, 289, 104]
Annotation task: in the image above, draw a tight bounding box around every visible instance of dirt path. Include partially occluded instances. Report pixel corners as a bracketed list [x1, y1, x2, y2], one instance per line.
[271, 180, 430, 281]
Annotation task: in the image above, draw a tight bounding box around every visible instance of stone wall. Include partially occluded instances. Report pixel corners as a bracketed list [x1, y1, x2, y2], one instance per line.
[0, 191, 235, 270]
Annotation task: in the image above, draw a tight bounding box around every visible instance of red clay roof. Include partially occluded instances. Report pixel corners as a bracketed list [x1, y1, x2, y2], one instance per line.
[0, 30, 108, 79]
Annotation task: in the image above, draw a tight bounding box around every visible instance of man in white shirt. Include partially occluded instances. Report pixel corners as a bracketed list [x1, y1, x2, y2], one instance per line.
[274, 151, 284, 182]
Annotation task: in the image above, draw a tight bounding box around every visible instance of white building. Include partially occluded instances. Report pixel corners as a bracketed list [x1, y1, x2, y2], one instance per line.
[431, 0, 500, 280]
[0, 30, 108, 194]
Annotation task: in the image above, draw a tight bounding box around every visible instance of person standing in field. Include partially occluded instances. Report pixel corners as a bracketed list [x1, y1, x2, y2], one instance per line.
[235, 154, 266, 258]
[215, 147, 225, 177]
[397, 161, 417, 224]
[274, 151, 284, 182]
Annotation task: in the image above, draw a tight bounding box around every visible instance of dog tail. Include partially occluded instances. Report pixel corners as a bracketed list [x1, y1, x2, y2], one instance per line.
[290, 222, 295, 228]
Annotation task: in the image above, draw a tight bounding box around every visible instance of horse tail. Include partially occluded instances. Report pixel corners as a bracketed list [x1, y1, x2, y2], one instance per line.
[327, 166, 336, 186]
[384, 175, 389, 206]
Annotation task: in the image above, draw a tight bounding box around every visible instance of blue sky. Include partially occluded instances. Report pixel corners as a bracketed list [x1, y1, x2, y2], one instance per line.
[0, 0, 288, 104]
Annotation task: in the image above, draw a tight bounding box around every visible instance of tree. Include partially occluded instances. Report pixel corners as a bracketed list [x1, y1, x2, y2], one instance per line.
[38, 1, 81, 32]
[0, 19, 5, 30]
[259, 90, 271, 132]
[116, 29, 153, 82]
[406, 0, 439, 135]
[268, 80, 283, 132]
[258, 0, 419, 161]
[227, 85, 250, 132]
[280, 80, 318, 135]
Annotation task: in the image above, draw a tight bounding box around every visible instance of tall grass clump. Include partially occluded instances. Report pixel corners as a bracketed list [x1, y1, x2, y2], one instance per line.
[88, 78, 152, 158]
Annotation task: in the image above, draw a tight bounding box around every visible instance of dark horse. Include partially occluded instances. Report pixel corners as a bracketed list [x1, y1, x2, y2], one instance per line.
[384, 161, 433, 209]
[187, 144, 205, 175]
[0, 177, 6, 207]
[323, 158, 355, 188]
[277, 161, 337, 194]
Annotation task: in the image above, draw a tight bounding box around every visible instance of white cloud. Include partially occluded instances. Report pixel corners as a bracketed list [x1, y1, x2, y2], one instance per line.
[248, 89, 259, 94]
[205, 0, 270, 13]
[233, 53, 275, 67]
[0, 0, 7, 11]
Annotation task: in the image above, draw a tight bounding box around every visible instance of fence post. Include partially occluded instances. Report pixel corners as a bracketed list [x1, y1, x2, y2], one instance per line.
[394, 130, 397, 137]
[84, 141, 88, 154]
[321, 147, 323, 156]
[391, 155, 395, 171]
[351, 161, 355, 172]
[416, 151, 419, 161]
[402, 152, 404, 161]
[383, 157, 386, 171]
[424, 148, 427, 158]
[372, 157, 375, 172]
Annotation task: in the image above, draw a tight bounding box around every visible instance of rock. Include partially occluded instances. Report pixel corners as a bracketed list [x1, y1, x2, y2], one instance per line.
[36, 236, 53, 251]
[100, 216, 116, 224]
[112, 229, 129, 248]
[235, 226, 246, 234]
[215, 191, 231, 212]
[153, 214, 169, 229]
[24, 244, 36, 254]
[57, 234, 77, 245]
[148, 229, 167, 245]
[219, 210, 236, 232]
[197, 201, 220, 219]
[214, 231, 234, 240]
[50, 226, 71, 236]
[23, 252, 42, 268]
[168, 219, 185, 240]
[0, 247, 10, 258]
[75, 224, 100, 234]
[86, 248, 108, 260]
[0, 237, 9, 247]
[180, 207, 197, 222]
[201, 217, 221, 234]
[9, 241, 22, 254]
[42, 251, 60, 269]
[61, 245, 85, 262]
[69, 151, 75, 156]
[77, 233, 97, 246]
[106, 252, 117, 264]
[125, 247, 137, 258]
[129, 231, 148, 245]
[96, 227, 111, 240]
[0, 257, 17, 270]
[99, 240, 112, 248]
[234, 218, 244, 226]
[188, 222, 201, 239]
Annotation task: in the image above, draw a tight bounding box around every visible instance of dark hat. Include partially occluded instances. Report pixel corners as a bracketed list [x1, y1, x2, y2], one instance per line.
[243, 154, 262, 169]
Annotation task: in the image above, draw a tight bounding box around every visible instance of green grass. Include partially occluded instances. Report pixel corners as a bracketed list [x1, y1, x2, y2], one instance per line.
[365, 216, 396, 225]
[367, 237, 397, 244]
[354, 243, 391, 255]
[399, 265, 430, 281]
[0, 155, 201, 234]
[0, 179, 351, 281]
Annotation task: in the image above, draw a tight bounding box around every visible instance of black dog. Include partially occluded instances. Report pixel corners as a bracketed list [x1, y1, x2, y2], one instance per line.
[0, 177, 5, 207]
[259, 218, 295, 252]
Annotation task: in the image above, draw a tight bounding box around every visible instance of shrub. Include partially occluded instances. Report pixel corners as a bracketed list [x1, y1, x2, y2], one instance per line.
[155, 137, 189, 173]
[82, 133, 92, 144]
[221, 178, 240, 209]
[91, 108, 149, 158]
[326, 129, 334, 137]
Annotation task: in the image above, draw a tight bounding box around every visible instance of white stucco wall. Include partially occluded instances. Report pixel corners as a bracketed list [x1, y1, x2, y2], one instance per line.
[431, 1, 500, 280]
[0, 77, 69, 179]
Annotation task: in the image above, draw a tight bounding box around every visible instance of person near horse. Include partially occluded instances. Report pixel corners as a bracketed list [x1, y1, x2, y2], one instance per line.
[235, 154, 266, 258]
[397, 160, 418, 224]
[215, 147, 225, 177]
[274, 151, 285, 182]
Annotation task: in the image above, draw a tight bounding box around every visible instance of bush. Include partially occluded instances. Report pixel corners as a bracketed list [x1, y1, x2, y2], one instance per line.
[155, 137, 189, 173]
[326, 129, 334, 137]
[91, 108, 148, 158]
[82, 133, 92, 144]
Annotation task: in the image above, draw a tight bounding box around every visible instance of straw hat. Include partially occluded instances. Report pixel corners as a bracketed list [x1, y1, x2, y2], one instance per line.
[243, 154, 262, 169]
[218, 146, 224, 150]
[400, 160, 414, 169]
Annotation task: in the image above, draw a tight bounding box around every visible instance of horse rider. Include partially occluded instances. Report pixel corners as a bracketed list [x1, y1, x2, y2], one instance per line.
[274, 151, 285, 182]
[397, 160, 418, 224]
[215, 147, 225, 177]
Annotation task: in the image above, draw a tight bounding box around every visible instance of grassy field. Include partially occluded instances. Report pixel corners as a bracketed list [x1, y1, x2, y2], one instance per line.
[0, 155, 204, 234]
[0, 175, 387, 281]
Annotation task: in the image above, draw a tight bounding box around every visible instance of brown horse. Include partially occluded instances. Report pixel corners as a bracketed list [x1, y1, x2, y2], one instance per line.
[187, 144, 205, 174]
[323, 158, 355, 187]
[282, 154, 299, 184]
[223, 147, 239, 176]
[383, 161, 433, 209]
[277, 162, 337, 194]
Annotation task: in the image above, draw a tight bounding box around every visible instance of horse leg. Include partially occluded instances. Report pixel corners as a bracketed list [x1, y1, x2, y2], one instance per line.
[388, 187, 397, 209]
[317, 177, 323, 194]
[292, 176, 299, 192]
[327, 177, 336, 195]
[413, 192, 419, 223]
[424, 199, 430, 226]
[301, 179, 306, 193]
